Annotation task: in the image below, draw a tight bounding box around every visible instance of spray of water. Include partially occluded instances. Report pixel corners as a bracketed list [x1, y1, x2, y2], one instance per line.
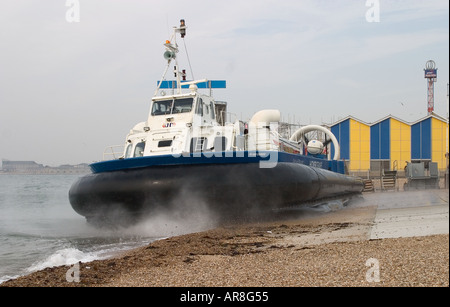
[348, 189, 448, 210]
[105, 185, 220, 238]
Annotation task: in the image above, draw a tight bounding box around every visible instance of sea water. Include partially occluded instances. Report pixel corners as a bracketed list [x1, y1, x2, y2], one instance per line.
[0, 174, 159, 284]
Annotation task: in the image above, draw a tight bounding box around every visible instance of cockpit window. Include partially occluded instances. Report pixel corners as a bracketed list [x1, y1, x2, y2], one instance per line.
[151, 98, 193, 116]
[210, 101, 215, 119]
[151, 100, 173, 116]
[134, 142, 145, 157]
[173, 98, 194, 114]
[124, 143, 133, 159]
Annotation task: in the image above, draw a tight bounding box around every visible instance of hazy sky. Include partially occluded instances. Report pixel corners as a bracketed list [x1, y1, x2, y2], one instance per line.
[0, 0, 448, 166]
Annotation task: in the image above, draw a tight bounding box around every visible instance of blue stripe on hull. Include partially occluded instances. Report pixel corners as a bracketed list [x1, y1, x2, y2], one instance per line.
[89, 151, 345, 174]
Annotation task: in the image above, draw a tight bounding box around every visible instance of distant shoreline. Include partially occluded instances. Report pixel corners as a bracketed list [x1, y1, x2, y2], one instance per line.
[0, 168, 91, 175]
[0, 170, 90, 175]
[0, 167, 91, 175]
[1, 159, 91, 175]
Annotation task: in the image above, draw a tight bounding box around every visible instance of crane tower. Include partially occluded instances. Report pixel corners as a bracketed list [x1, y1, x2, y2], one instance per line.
[424, 60, 438, 115]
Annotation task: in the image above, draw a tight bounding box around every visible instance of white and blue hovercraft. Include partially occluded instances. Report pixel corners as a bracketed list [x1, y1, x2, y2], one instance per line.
[69, 20, 363, 226]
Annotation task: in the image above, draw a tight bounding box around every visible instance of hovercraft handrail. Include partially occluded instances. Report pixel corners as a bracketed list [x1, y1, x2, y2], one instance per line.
[103, 145, 125, 161]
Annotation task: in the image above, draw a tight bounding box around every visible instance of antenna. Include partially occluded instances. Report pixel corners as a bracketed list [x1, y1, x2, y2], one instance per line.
[154, 19, 226, 96]
[154, 20, 187, 96]
[424, 60, 438, 115]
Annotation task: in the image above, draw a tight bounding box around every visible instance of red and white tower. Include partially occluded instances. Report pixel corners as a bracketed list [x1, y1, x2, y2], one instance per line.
[424, 60, 438, 115]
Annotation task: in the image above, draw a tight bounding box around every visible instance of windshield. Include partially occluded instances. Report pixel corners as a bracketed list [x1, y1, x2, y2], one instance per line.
[151, 98, 193, 116]
[151, 100, 173, 116]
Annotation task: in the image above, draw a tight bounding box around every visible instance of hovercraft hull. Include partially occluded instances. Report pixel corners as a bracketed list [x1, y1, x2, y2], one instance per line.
[69, 154, 363, 225]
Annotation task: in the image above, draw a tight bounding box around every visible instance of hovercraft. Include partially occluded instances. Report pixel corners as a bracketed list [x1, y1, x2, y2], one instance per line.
[69, 20, 363, 226]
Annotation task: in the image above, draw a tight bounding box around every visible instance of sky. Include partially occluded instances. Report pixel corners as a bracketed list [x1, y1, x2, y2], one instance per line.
[0, 0, 448, 166]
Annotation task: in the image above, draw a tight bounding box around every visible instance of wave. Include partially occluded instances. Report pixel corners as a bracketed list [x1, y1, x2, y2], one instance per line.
[26, 248, 98, 273]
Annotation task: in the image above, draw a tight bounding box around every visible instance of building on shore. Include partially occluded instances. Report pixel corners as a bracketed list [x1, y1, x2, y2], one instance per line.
[328, 113, 449, 176]
[1, 160, 44, 172]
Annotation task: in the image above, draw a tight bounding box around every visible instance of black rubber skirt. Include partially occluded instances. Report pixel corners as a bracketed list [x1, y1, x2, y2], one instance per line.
[69, 162, 363, 225]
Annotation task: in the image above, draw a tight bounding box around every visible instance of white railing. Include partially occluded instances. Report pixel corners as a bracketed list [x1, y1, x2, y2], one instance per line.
[103, 145, 125, 161]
